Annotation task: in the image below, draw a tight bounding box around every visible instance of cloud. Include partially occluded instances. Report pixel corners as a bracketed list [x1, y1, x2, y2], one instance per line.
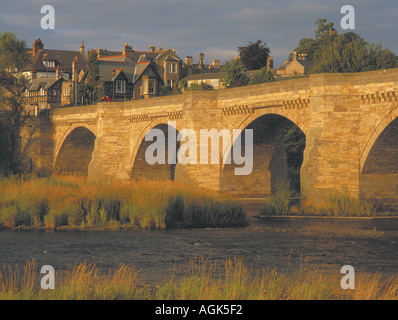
[0, 0, 396, 68]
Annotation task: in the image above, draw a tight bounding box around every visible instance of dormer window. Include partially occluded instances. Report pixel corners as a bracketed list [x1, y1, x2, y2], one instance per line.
[167, 63, 177, 74]
[43, 60, 55, 68]
[115, 80, 126, 94]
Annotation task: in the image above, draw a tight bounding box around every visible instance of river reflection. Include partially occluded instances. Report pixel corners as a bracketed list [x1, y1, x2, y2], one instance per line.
[1, 217, 398, 282]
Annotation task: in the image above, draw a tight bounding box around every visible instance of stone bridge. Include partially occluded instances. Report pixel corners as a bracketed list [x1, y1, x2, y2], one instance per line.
[26, 68, 398, 208]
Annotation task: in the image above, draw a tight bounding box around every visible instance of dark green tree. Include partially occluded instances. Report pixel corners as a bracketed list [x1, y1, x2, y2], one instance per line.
[79, 50, 105, 104]
[220, 58, 248, 88]
[238, 40, 271, 70]
[0, 33, 28, 174]
[0, 32, 28, 72]
[292, 19, 398, 73]
[248, 67, 275, 85]
[289, 19, 335, 62]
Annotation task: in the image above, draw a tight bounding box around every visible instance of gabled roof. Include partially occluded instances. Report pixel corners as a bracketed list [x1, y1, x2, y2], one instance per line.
[132, 60, 163, 84]
[22, 49, 86, 74]
[277, 58, 314, 71]
[27, 77, 65, 91]
[98, 47, 181, 64]
[133, 62, 151, 84]
[98, 56, 135, 83]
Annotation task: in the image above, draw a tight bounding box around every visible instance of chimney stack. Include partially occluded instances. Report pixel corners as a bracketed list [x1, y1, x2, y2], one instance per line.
[56, 65, 63, 78]
[185, 56, 193, 66]
[33, 39, 44, 56]
[211, 59, 220, 68]
[293, 51, 297, 61]
[123, 42, 133, 55]
[149, 44, 155, 52]
[80, 41, 85, 57]
[267, 56, 273, 70]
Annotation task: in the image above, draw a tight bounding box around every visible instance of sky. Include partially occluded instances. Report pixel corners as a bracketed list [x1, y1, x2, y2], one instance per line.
[1, 0, 397, 68]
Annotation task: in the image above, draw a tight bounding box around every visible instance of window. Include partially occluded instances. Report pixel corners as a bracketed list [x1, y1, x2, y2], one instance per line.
[148, 80, 155, 94]
[25, 89, 29, 97]
[142, 80, 148, 94]
[167, 63, 177, 74]
[40, 88, 45, 96]
[115, 80, 126, 94]
[210, 80, 219, 87]
[43, 60, 55, 68]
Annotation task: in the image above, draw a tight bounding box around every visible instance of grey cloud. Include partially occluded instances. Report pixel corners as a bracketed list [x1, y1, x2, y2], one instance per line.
[0, 0, 396, 68]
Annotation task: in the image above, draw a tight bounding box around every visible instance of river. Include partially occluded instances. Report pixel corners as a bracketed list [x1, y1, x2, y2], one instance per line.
[1, 205, 398, 283]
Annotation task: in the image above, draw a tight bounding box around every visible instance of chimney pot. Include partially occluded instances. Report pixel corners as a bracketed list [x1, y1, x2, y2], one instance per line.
[33, 39, 43, 56]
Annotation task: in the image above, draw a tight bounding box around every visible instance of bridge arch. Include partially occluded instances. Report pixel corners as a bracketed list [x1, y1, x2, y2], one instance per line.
[220, 112, 306, 198]
[54, 126, 96, 176]
[131, 121, 181, 181]
[360, 109, 398, 209]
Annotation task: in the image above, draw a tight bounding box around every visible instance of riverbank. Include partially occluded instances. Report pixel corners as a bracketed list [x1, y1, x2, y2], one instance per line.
[0, 175, 248, 230]
[1, 257, 397, 300]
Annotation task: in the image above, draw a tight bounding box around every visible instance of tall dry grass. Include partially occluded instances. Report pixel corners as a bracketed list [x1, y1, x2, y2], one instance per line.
[260, 182, 389, 217]
[0, 175, 247, 230]
[1, 258, 397, 300]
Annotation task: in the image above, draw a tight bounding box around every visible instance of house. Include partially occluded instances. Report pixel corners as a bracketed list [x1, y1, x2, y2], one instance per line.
[274, 52, 314, 78]
[94, 43, 183, 99]
[80, 43, 182, 101]
[181, 72, 227, 90]
[20, 39, 87, 111]
[180, 56, 221, 78]
[132, 54, 164, 99]
[96, 53, 135, 101]
[20, 39, 87, 82]
[23, 66, 73, 115]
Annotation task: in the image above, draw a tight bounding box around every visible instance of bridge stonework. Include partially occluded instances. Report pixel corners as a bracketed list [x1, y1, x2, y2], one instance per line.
[25, 69, 398, 209]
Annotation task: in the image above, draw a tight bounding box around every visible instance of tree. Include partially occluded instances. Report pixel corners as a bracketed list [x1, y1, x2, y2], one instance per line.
[238, 40, 271, 70]
[312, 33, 398, 73]
[292, 19, 398, 73]
[220, 58, 248, 88]
[248, 67, 275, 85]
[79, 50, 105, 104]
[0, 32, 28, 174]
[0, 32, 28, 72]
[290, 19, 335, 62]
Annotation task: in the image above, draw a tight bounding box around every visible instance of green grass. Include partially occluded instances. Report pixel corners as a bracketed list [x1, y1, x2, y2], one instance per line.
[0, 175, 248, 230]
[1, 258, 397, 300]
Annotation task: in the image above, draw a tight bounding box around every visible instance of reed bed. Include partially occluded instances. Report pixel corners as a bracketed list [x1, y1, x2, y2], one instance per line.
[1, 258, 397, 300]
[0, 175, 248, 230]
[260, 181, 393, 217]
